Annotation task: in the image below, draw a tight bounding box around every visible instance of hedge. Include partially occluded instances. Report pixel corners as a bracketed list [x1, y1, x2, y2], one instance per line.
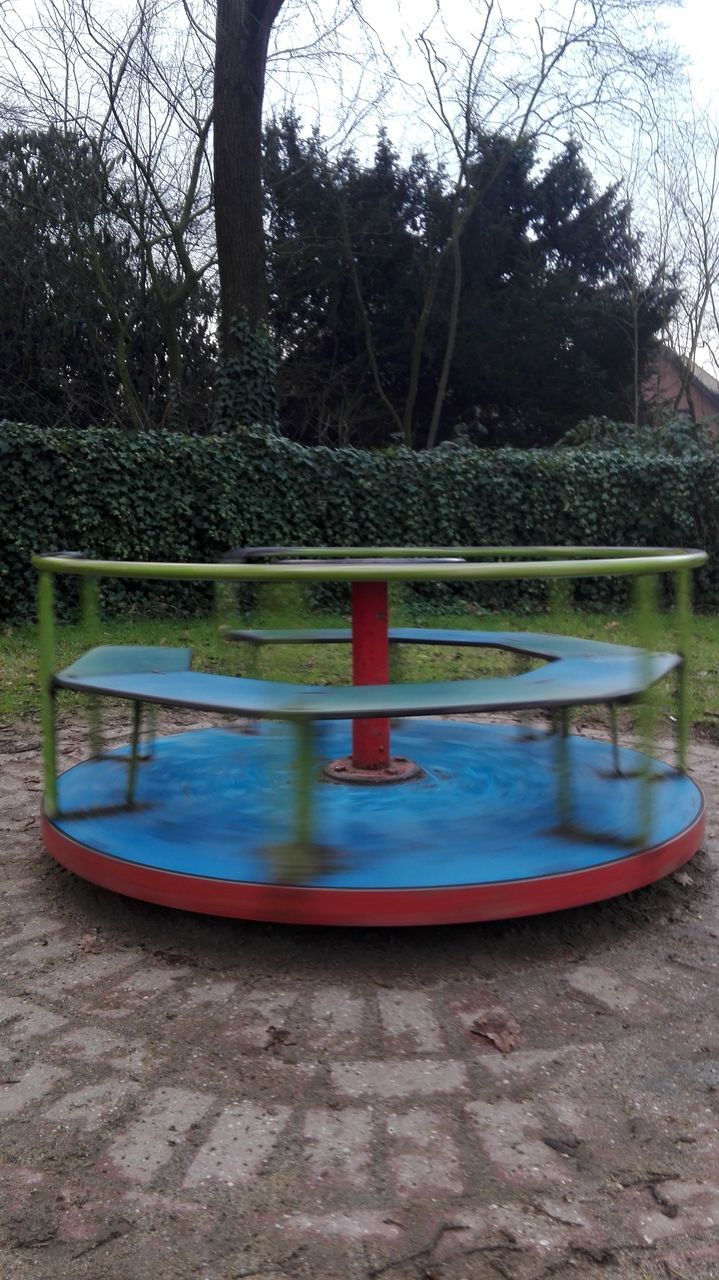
[0, 420, 716, 624]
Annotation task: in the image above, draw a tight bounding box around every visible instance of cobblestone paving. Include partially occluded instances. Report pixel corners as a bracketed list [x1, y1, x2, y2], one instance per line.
[1, 713, 718, 1279]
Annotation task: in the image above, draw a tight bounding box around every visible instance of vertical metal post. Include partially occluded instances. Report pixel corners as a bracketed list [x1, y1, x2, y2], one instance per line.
[609, 703, 621, 775]
[676, 568, 691, 773]
[81, 576, 103, 757]
[126, 701, 143, 806]
[351, 580, 390, 769]
[214, 580, 235, 675]
[80, 575, 100, 634]
[294, 719, 315, 847]
[555, 705, 572, 828]
[634, 573, 658, 845]
[37, 571, 58, 817]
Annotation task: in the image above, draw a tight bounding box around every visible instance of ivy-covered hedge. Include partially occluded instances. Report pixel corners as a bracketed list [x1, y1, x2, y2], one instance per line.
[0, 420, 716, 623]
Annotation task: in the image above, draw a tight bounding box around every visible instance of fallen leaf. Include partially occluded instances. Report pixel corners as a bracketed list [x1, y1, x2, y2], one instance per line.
[543, 1133, 581, 1156]
[470, 1007, 521, 1053]
[672, 870, 693, 887]
[264, 1025, 295, 1050]
[78, 934, 102, 953]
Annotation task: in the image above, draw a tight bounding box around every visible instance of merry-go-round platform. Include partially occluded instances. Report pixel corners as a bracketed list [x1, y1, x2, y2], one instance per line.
[34, 546, 707, 926]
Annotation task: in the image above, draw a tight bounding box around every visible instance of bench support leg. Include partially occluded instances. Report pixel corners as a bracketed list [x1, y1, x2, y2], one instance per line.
[294, 719, 315, 848]
[126, 702, 143, 807]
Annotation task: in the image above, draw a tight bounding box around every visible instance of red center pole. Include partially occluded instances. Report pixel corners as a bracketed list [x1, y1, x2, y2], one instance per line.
[351, 580, 390, 769]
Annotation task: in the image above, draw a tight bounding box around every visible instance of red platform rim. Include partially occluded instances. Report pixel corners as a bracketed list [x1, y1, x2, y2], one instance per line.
[41, 805, 705, 928]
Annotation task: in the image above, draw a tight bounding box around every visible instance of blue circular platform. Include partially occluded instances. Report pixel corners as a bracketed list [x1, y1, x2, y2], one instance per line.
[42, 722, 704, 925]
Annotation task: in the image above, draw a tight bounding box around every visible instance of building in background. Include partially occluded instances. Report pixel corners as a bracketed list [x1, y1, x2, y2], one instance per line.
[644, 344, 719, 426]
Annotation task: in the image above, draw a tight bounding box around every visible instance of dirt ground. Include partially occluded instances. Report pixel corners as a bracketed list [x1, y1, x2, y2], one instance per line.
[1, 711, 718, 1280]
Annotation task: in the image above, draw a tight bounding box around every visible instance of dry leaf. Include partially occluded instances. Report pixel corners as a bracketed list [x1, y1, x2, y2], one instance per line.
[264, 1025, 295, 1050]
[78, 933, 102, 953]
[470, 1007, 521, 1053]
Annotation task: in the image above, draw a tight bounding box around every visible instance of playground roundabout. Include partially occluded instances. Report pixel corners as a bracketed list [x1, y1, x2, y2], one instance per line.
[33, 545, 707, 926]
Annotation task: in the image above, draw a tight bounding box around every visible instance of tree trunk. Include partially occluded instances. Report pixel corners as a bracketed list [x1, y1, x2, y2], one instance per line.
[214, 0, 284, 354]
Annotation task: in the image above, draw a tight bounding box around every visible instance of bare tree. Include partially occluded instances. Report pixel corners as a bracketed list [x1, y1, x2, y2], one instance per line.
[0, 0, 216, 428]
[339, 0, 681, 447]
[654, 111, 719, 416]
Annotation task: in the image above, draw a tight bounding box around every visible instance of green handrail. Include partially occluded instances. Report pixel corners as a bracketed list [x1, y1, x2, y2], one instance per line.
[32, 546, 707, 583]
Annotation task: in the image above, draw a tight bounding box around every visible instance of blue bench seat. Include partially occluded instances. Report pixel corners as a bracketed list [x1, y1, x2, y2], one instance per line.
[54, 644, 679, 721]
[223, 626, 644, 661]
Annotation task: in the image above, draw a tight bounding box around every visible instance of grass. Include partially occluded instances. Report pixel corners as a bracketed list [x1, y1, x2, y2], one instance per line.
[2, 602, 719, 731]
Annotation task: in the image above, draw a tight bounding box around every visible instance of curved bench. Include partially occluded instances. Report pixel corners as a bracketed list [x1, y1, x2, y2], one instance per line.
[55, 642, 679, 720]
[222, 626, 645, 661]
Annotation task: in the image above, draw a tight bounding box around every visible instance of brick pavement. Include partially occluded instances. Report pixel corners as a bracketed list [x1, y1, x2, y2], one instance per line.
[1, 714, 718, 1278]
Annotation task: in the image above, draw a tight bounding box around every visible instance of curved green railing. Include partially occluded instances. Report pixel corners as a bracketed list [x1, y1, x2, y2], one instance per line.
[33, 546, 707, 582]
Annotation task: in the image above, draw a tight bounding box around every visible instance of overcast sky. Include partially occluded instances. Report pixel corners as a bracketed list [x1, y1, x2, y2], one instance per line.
[264, 0, 718, 171]
[662, 0, 718, 101]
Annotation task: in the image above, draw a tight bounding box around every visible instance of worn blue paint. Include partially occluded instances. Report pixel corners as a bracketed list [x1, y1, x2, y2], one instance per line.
[224, 627, 645, 659]
[55, 653, 679, 718]
[59, 645, 193, 678]
[53, 722, 701, 890]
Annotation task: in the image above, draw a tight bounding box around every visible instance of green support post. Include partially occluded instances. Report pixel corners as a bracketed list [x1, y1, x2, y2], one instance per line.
[37, 571, 58, 817]
[125, 701, 143, 806]
[387, 582, 406, 685]
[294, 719, 315, 849]
[554, 705, 572, 828]
[81, 576, 103, 757]
[142, 703, 157, 761]
[609, 703, 621, 775]
[675, 568, 691, 773]
[513, 652, 536, 738]
[388, 641, 405, 685]
[214, 580, 236, 675]
[634, 573, 659, 845]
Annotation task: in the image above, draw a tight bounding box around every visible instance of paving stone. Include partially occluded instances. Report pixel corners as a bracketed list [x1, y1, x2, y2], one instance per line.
[224, 989, 300, 1048]
[0, 878, 38, 897]
[309, 987, 366, 1051]
[183, 1102, 291, 1187]
[433, 1203, 578, 1263]
[0, 1065, 66, 1118]
[54, 1026, 128, 1060]
[116, 969, 191, 996]
[39, 951, 139, 995]
[387, 1106, 463, 1198]
[303, 1106, 373, 1188]
[107, 1087, 214, 1184]
[632, 1180, 719, 1244]
[0, 995, 65, 1041]
[185, 980, 237, 1006]
[280, 1211, 402, 1239]
[44, 1078, 141, 1129]
[466, 1100, 575, 1187]
[331, 1059, 468, 1098]
[475, 1042, 604, 1084]
[0, 915, 64, 949]
[10, 936, 75, 965]
[565, 964, 644, 1013]
[377, 989, 445, 1053]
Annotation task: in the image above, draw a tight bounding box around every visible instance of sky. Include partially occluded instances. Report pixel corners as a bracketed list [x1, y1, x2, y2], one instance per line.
[264, 0, 719, 173]
[662, 0, 719, 103]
